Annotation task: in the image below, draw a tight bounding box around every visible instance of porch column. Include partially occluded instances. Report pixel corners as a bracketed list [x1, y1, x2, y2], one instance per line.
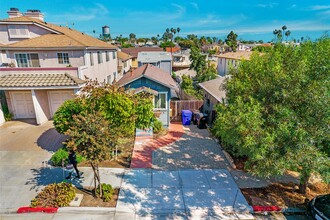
[0, 102, 5, 126]
[31, 89, 48, 125]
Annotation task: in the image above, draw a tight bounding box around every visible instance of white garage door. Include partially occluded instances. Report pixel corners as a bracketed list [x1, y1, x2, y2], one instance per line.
[11, 92, 36, 119]
[49, 91, 74, 117]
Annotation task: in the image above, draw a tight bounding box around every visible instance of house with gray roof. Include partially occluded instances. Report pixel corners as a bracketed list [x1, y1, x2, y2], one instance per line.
[198, 77, 227, 124]
[117, 64, 178, 127]
[137, 52, 172, 74]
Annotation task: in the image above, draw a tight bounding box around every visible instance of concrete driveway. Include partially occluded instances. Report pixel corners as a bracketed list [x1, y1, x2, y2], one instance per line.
[0, 120, 66, 213]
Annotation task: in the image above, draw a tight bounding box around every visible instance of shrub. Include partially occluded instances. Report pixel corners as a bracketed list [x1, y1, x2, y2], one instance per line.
[152, 119, 163, 134]
[53, 99, 85, 134]
[96, 183, 114, 202]
[31, 182, 75, 208]
[51, 147, 84, 166]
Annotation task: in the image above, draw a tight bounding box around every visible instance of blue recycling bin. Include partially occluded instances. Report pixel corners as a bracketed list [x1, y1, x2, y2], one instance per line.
[182, 110, 192, 125]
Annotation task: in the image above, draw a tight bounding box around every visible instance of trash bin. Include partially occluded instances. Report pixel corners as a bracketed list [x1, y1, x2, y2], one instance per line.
[198, 116, 207, 129]
[182, 110, 192, 125]
[192, 110, 200, 125]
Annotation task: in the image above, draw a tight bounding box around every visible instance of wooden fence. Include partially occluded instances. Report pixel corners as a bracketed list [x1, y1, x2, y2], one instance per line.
[170, 100, 203, 122]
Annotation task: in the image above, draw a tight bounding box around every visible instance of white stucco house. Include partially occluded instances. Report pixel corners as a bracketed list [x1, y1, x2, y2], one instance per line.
[0, 8, 118, 125]
[216, 51, 252, 76]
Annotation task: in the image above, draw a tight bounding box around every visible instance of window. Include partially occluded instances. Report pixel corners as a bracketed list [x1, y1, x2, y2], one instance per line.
[57, 53, 69, 64]
[8, 25, 29, 38]
[106, 51, 110, 62]
[15, 53, 40, 67]
[113, 72, 117, 81]
[112, 51, 116, 59]
[97, 51, 103, 64]
[154, 92, 167, 109]
[107, 75, 111, 84]
[90, 52, 94, 66]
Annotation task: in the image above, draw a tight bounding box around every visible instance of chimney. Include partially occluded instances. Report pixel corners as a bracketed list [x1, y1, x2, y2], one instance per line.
[25, 9, 44, 21]
[7, 8, 23, 18]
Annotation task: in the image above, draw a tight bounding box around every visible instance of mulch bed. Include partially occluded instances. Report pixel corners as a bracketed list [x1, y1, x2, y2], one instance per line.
[76, 187, 119, 207]
[241, 182, 330, 208]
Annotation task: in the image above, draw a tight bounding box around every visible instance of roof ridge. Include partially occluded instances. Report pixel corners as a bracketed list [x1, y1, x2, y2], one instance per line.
[142, 64, 149, 75]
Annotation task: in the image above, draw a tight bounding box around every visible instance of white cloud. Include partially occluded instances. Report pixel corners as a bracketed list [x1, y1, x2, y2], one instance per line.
[190, 2, 199, 11]
[256, 2, 279, 8]
[171, 3, 186, 16]
[309, 5, 330, 10]
[51, 3, 109, 22]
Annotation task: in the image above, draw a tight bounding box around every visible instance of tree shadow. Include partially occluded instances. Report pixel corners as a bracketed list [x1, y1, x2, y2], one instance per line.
[37, 128, 67, 152]
[25, 167, 84, 191]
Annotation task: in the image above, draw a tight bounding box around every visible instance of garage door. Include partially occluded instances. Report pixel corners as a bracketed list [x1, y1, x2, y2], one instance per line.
[11, 92, 36, 119]
[49, 91, 74, 117]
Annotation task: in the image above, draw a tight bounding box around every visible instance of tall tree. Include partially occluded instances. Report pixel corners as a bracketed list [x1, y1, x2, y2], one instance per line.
[189, 46, 206, 75]
[225, 31, 238, 52]
[129, 33, 136, 42]
[213, 37, 330, 193]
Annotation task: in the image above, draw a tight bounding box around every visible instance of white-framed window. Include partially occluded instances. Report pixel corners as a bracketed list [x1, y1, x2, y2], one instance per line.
[15, 53, 39, 67]
[154, 92, 167, 109]
[57, 53, 69, 64]
[107, 75, 112, 84]
[106, 51, 110, 62]
[8, 25, 29, 38]
[112, 51, 116, 59]
[113, 72, 117, 81]
[90, 52, 94, 66]
[97, 51, 103, 64]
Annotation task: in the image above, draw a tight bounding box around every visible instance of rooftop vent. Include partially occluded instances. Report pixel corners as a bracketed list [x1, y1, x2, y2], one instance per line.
[7, 8, 23, 18]
[10, 8, 19, 11]
[27, 9, 41, 13]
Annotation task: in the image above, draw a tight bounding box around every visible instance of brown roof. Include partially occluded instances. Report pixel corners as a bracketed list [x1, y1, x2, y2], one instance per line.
[0, 73, 84, 88]
[116, 64, 177, 89]
[118, 51, 132, 61]
[0, 16, 116, 49]
[216, 51, 253, 60]
[121, 47, 163, 57]
[198, 77, 226, 102]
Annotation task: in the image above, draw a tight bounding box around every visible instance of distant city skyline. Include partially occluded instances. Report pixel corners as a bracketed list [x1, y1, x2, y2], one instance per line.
[1, 0, 329, 42]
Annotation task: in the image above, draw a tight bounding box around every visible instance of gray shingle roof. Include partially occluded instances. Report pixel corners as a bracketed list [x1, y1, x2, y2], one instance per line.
[137, 52, 172, 63]
[198, 77, 227, 102]
[0, 73, 84, 88]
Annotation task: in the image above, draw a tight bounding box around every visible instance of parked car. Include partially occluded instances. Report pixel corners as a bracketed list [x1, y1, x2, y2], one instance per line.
[308, 194, 330, 220]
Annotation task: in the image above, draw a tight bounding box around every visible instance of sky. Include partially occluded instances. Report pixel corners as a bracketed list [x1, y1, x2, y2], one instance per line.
[1, 0, 330, 42]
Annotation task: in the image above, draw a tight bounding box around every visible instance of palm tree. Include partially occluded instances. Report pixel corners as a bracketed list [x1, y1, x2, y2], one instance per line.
[285, 30, 291, 41]
[177, 27, 181, 35]
[282, 25, 287, 39]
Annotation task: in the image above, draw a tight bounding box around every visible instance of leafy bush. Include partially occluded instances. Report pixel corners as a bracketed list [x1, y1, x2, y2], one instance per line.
[53, 99, 85, 134]
[51, 147, 84, 166]
[31, 182, 75, 207]
[152, 119, 163, 134]
[96, 183, 114, 202]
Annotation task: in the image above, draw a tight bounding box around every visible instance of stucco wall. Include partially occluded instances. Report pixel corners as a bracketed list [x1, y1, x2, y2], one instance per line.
[34, 90, 51, 120]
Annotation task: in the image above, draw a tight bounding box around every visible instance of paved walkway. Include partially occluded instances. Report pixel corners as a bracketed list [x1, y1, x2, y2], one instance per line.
[130, 122, 184, 168]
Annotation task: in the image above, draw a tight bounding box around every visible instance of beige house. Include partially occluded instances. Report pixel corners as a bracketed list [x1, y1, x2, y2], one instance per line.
[117, 51, 132, 77]
[0, 8, 118, 125]
[216, 51, 253, 76]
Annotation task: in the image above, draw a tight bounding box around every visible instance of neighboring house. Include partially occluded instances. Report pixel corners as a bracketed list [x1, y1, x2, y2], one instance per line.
[137, 52, 172, 74]
[202, 43, 221, 53]
[237, 43, 255, 51]
[116, 64, 178, 127]
[117, 51, 132, 77]
[0, 8, 118, 125]
[122, 47, 163, 69]
[216, 51, 253, 76]
[198, 77, 227, 125]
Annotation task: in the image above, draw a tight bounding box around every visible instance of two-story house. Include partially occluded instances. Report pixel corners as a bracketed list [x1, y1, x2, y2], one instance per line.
[117, 51, 132, 77]
[216, 51, 252, 76]
[121, 47, 163, 69]
[137, 52, 172, 74]
[0, 8, 118, 125]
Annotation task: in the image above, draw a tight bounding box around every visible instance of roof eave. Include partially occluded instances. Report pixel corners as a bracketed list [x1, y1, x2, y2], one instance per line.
[198, 83, 225, 102]
[0, 85, 82, 90]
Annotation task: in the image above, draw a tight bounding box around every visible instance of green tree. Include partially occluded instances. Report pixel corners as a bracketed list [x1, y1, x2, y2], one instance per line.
[213, 37, 330, 193]
[129, 33, 136, 42]
[197, 62, 218, 82]
[225, 31, 238, 52]
[65, 110, 112, 198]
[189, 46, 207, 75]
[160, 41, 175, 49]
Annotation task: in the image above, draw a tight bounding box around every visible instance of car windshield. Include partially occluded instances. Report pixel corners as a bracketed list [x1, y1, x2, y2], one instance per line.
[315, 195, 330, 217]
